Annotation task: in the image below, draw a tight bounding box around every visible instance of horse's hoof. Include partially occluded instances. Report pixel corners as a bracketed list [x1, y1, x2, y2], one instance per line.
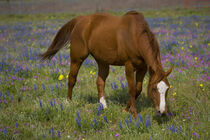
[65, 99, 70, 104]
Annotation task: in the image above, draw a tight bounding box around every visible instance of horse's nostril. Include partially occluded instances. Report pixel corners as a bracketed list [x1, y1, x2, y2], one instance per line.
[156, 110, 162, 116]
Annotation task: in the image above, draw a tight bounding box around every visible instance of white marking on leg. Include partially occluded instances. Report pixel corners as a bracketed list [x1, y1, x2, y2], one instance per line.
[99, 96, 107, 109]
[157, 81, 168, 113]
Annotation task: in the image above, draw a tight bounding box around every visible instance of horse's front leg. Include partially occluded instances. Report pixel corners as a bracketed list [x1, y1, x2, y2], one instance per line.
[123, 61, 137, 117]
[96, 63, 109, 108]
[123, 67, 147, 112]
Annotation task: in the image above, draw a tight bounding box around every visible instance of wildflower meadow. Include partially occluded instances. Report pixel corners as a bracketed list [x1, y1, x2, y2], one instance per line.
[0, 8, 209, 139]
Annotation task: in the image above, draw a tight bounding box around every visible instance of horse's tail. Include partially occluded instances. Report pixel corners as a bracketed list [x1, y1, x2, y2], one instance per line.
[40, 18, 77, 61]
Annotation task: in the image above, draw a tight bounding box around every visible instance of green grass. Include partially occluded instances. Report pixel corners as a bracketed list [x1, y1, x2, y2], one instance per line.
[0, 8, 209, 139]
[0, 7, 209, 23]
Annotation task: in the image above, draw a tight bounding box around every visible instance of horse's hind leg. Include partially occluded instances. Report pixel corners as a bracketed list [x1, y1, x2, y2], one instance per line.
[97, 63, 109, 108]
[67, 44, 89, 100]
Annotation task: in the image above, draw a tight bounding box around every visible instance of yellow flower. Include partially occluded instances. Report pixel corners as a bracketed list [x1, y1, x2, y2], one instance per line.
[200, 84, 203, 87]
[172, 92, 176, 96]
[66, 74, 69, 78]
[170, 85, 172, 88]
[194, 57, 197, 60]
[58, 74, 64, 81]
[90, 71, 96, 76]
[202, 88, 205, 91]
[189, 45, 192, 48]
[195, 22, 198, 27]
[181, 47, 184, 50]
[191, 138, 193, 140]
[208, 43, 210, 46]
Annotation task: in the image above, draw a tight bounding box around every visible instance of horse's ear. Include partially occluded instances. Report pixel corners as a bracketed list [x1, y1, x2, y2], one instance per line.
[165, 65, 173, 77]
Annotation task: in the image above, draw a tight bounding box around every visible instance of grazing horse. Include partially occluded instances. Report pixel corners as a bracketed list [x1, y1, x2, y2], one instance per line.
[41, 11, 173, 117]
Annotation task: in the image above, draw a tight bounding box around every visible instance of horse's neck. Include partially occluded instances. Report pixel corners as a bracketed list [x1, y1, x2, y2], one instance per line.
[148, 61, 164, 84]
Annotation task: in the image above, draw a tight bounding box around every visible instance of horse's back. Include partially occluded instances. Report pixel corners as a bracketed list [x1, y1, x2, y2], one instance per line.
[70, 11, 153, 66]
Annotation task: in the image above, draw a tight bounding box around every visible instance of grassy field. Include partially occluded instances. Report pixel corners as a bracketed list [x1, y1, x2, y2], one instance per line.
[0, 8, 209, 139]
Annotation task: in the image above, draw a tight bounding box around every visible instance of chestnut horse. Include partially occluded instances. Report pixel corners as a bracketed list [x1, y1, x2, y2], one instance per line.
[41, 11, 173, 117]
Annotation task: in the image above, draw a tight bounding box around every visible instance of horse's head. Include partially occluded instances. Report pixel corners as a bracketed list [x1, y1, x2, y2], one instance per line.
[148, 66, 173, 116]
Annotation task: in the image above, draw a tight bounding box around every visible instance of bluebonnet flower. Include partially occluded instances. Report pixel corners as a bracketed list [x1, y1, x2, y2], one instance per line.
[49, 127, 54, 137]
[114, 82, 118, 89]
[16, 122, 18, 128]
[3, 93, 5, 100]
[57, 130, 61, 138]
[93, 118, 97, 126]
[179, 126, 182, 133]
[125, 119, 129, 128]
[125, 82, 128, 87]
[42, 83, 45, 90]
[60, 103, 63, 111]
[50, 100, 53, 107]
[166, 124, 169, 129]
[34, 84, 37, 90]
[129, 114, 132, 123]
[145, 114, 151, 128]
[7, 91, 9, 97]
[76, 118, 81, 127]
[97, 103, 103, 116]
[60, 82, 62, 88]
[46, 109, 49, 116]
[77, 111, 81, 121]
[136, 121, 140, 128]
[175, 127, 178, 133]
[119, 120, 122, 129]
[39, 100, 42, 107]
[90, 123, 94, 128]
[3, 128, 7, 135]
[111, 83, 114, 89]
[120, 81, 124, 89]
[103, 116, 108, 123]
[51, 85, 53, 92]
[56, 84, 59, 90]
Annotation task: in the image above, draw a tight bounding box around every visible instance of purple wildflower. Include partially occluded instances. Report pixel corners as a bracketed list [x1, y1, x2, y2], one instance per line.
[125, 119, 129, 128]
[129, 114, 132, 123]
[50, 100, 53, 107]
[103, 116, 108, 123]
[39, 100, 42, 107]
[76, 118, 81, 127]
[60, 103, 63, 111]
[93, 118, 97, 126]
[115, 133, 120, 137]
[57, 130, 61, 138]
[51, 85, 53, 92]
[42, 83, 45, 90]
[145, 114, 151, 128]
[119, 120, 122, 129]
[3, 128, 7, 135]
[33, 84, 37, 90]
[77, 111, 81, 121]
